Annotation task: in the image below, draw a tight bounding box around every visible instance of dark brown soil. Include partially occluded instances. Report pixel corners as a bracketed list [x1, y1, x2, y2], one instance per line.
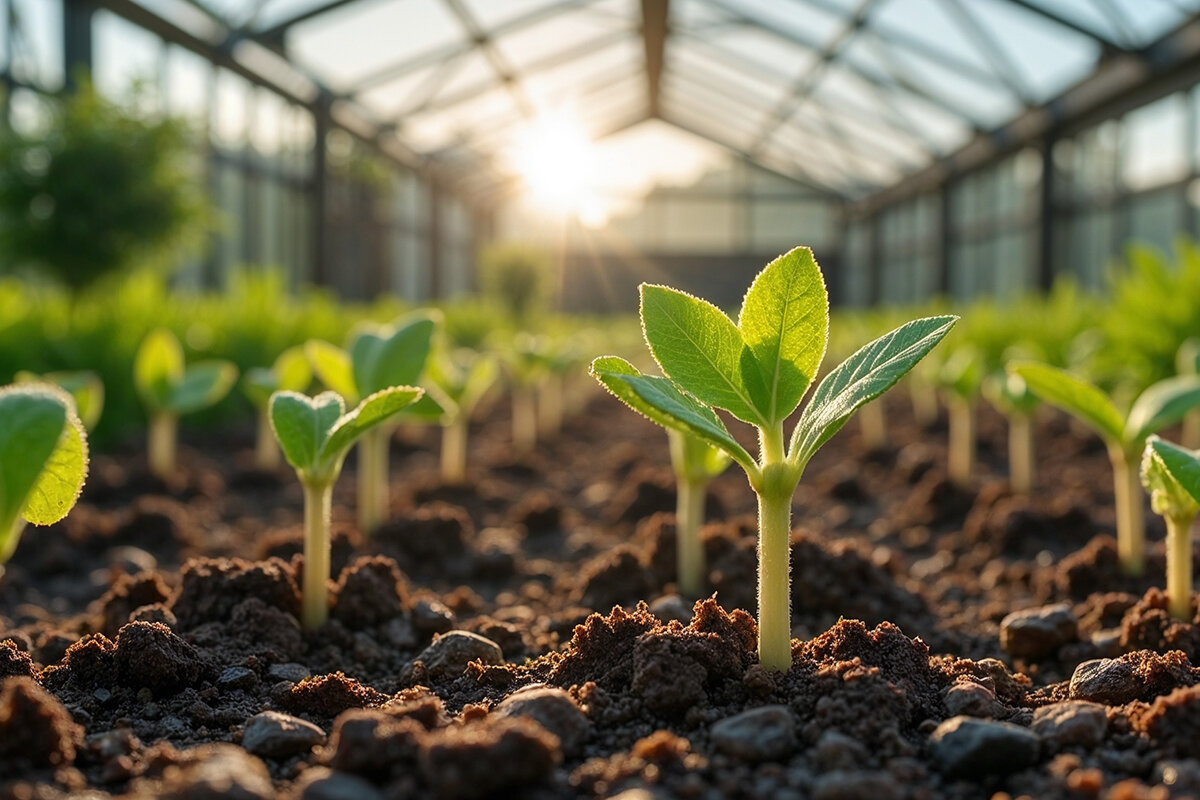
[1, 391, 1197, 798]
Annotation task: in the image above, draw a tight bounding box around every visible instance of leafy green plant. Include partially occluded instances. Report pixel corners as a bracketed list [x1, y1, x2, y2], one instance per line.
[269, 387, 423, 628]
[428, 349, 498, 484]
[937, 346, 984, 487]
[1010, 363, 1200, 576]
[243, 347, 312, 471]
[0, 83, 205, 292]
[984, 366, 1040, 494]
[500, 334, 552, 456]
[134, 328, 238, 479]
[0, 385, 89, 577]
[15, 370, 104, 431]
[306, 312, 439, 534]
[592, 247, 956, 670]
[478, 242, 554, 321]
[1141, 437, 1200, 620]
[667, 429, 730, 596]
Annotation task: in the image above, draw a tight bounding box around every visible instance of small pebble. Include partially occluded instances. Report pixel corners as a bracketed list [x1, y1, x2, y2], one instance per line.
[944, 682, 1000, 718]
[494, 685, 590, 755]
[268, 662, 312, 683]
[411, 630, 503, 680]
[1032, 701, 1107, 749]
[1069, 659, 1138, 705]
[241, 710, 327, 758]
[710, 705, 796, 762]
[930, 716, 1038, 776]
[1000, 603, 1078, 659]
[217, 666, 259, 691]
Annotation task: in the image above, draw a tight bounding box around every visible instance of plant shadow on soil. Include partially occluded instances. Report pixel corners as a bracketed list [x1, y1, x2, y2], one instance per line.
[2, 392, 1200, 799]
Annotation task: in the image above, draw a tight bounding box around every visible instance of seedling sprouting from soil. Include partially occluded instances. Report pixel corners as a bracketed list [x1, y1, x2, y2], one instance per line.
[1010, 363, 1200, 576]
[428, 349, 499, 484]
[984, 368, 1039, 494]
[243, 347, 312, 471]
[15, 370, 104, 430]
[269, 386, 423, 628]
[307, 312, 440, 534]
[0, 385, 89, 578]
[592, 247, 956, 670]
[1140, 436, 1200, 620]
[938, 347, 983, 488]
[501, 334, 551, 456]
[667, 429, 730, 596]
[134, 329, 238, 480]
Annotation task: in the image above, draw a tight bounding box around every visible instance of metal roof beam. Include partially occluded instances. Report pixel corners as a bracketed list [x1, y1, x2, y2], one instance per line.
[1006, 0, 1132, 52]
[641, 0, 669, 116]
[442, 0, 534, 117]
[935, 0, 1034, 104]
[254, 0, 360, 45]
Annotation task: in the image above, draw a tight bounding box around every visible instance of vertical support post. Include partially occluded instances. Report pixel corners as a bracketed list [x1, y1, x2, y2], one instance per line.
[203, 62, 220, 288]
[2, 0, 13, 125]
[62, 0, 93, 91]
[311, 91, 331, 287]
[428, 180, 443, 301]
[1037, 132, 1057, 291]
[866, 211, 882, 307]
[938, 178, 953, 296]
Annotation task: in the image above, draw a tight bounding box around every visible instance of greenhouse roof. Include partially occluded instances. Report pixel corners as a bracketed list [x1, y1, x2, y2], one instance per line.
[112, 0, 1200, 200]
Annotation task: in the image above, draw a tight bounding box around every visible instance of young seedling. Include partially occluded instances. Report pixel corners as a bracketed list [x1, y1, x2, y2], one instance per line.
[592, 247, 956, 670]
[667, 429, 730, 597]
[270, 386, 424, 628]
[306, 312, 440, 534]
[938, 347, 984, 488]
[243, 346, 312, 471]
[0, 385, 89, 579]
[428, 349, 499, 484]
[1178, 339, 1200, 449]
[134, 329, 238, 480]
[984, 369, 1040, 494]
[15, 370, 104, 430]
[1140, 436, 1200, 620]
[501, 334, 551, 456]
[1010, 362, 1200, 576]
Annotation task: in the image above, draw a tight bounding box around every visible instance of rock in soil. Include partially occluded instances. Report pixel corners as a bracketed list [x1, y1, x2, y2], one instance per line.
[1031, 701, 1107, 749]
[1000, 602, 1078, 659]
[293, 766, 385, 800]
[417, 716, 561, 799]
[709, 705, 797, 762]
[410, 630, 504, 681]
[144, 742, 273, 799]
[929, 716, 1038, 776]
[241, 710, 326, 758]
[493, 685, 590, 756]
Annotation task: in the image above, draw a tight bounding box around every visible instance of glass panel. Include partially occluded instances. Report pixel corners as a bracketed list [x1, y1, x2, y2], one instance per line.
[164, 45, 211, 124]
[11, 0, 63, 88]
[1123, 93, 1188, 192]
[970, 0, 1099, 101]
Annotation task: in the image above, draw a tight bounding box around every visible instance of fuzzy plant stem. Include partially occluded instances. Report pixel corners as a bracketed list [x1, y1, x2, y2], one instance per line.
[1008, 412, 1035, 495]
[1110, 450, 1146, 577]
[301, 482, 333, 629]
[676, 477, 709, 597]
[356, 428, 390, 535]
[255, 410, 280, 471]
[441, 419, 468, 484]
[1166, 513, 1195, 621]
[756, 429, 793, 672]
[858, 399, 886, 451]
[947, 396, 975, 488]
[148, 413, 178, 480]
[512, 386, 538, 455]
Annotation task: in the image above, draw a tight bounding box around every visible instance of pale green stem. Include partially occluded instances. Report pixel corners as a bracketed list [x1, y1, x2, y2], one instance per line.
[254, 409, 280, 471]
[441, 419, 468, 484]
[1008, 412, 1035, 495]
[356, 428, 389, 535]
[148, 412, 178, 480]
[757, 478, 793, 671]
[1111, 449, 1146, 577]
[512, 386, 537, 455]
[301, 481, 333, 629]
[676, 477, 708, 597]
[1167, 513, 1195, 621]
[910, 380, 939, 427]
[538, 375, 565, 436]
[947, 396, 975, 488]
[0, 517, 24, 575]
[1185, 410, 1200, 450]
[858, 400, 886, 450]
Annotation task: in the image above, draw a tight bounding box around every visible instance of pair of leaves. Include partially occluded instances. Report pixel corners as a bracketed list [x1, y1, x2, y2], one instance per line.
[1010, 363, 1200, 453]
[1141, 437, 1200, 520]
[15, 370, 104, 430]
[640, 247, 828, 428]
[0, 385, 89, 562]
[244, 346, 312, 409]
[269, 386, 424, 486]
[134, 329, 238, 415]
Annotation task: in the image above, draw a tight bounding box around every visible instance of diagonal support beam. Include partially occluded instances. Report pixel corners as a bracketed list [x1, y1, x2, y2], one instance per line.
[641, 0, 669, 117]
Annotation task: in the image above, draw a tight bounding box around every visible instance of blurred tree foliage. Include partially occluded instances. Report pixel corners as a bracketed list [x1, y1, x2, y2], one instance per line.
[477, 241, 555, 321]
[0, 83, 206, 292]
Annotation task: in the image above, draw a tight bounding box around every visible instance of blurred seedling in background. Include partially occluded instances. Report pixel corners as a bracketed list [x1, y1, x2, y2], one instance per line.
[984, 361, 1040, 494]
[592, 247, 956, 670]
[1141, 436, 1200, 621]
[666, 429, 730, 597]
[16, 370, 104, 431]
[0, 385, 89, 579]
[134, 328, 237, 480]
[1177, 339, 1200, 449]
[1011, 363, 1200, 577]
[937, 345, 984, 488]
[428, 348, 499, 484]
[269, 386, 423, 628]
[306, 311, 440, 535]
[500, 333, 552, 456]
[243, 346, 312, 471]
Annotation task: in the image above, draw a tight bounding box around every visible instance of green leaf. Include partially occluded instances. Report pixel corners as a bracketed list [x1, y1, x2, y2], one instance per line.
[790, 316, 958, 466]
[0, 386, 72, 559]
[396, 392, 445, 422]
[352, 313, 437, 396]
[1009, 362, 1125, 445]
[667, 428, 732, 483]
[243, 367, 277, 409]
[939, 346, 984, 399]
[134, 328, 184, 411]
[322, 386, 424, 462]
[591, 356, 755, 471]
[738, 247, 828, 424]
[269, 390, 344, 474]
[168, 361, 238, 414]
[23, 412, 88, 526]
[1125, 375, 1200, 446]
[275, 346, 313, 394]
[640, 284, 766, 426]
[1144, 436, 1200, 513]
[17, 370, 104, 430]
[306, 340, 359, 403]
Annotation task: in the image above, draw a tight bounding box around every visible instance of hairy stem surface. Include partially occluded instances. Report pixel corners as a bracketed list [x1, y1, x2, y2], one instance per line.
[757, 479, 793, 671]
[148, 413, 178, 480]
[1167, 513, 1195, 621]
[1008, 412, 1035, 494]
[1111, 450, 1146, 577]
[302, 482, 333, 629]
[676, 477, 708, 597]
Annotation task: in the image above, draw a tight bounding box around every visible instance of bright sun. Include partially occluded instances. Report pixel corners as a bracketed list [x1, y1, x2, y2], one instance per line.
[511, 114, 607, 227]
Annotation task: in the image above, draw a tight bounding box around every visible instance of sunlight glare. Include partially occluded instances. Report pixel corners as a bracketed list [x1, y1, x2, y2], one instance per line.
[512, 114, 603, 223]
